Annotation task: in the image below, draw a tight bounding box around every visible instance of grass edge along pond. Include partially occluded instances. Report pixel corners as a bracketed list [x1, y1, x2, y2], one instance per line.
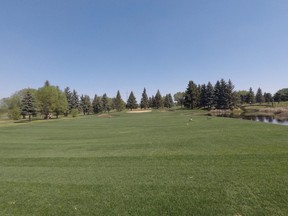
[0, 110, 288, 215]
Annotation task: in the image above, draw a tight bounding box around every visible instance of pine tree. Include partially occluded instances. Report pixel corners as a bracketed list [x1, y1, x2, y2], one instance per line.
[264, 92, 273, 104]
[64, 87, 72, 116]
[163, 94, 174, 108]
[92, 94, 102, 114]
[206, 82, 214, 109]
[20, 90, 36, 121]
[184, 81, 199, 109]
[101, 93, 109, 112]
[126, 91, 138, 110]
[44, 80, 50, 87]
[148, 97, 153, 108]
[246, 87, 255, 104]
[140, 88, 149, 109]
[273, 92, 281, 104]
[71, 90, 80, 110]
[256, 88, 264, 104]
[80, 95, 92, 115]
[168, 93, 174, 107]
[154, 90, 163, 109]
[115, 90, 125, 111]
[226, 79, 235, 109]
[200, 84, 208, 108]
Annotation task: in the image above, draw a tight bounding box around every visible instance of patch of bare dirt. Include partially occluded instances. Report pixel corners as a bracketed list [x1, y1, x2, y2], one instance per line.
[98, 114, 112, 118]
[126, 109, 152, 113]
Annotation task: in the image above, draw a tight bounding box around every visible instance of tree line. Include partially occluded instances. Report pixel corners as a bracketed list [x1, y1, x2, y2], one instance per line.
[1, 79, 287, 120]
[0, 81, 174, 120]
[173, 79, 281, 110]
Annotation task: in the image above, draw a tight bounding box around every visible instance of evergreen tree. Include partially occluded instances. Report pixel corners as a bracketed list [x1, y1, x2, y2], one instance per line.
[168, 93, 174, 107]
[273, 92, 281, 104]
[126, 91, 138, 110]
[44, 80, 50, 87]
[226, 79, 236, 109]
[184, 81, 199, 109]
[264, 92, 273, 104]
[140, 88, 149, 109]
[154, 90, 163, 109]
[246, 87, 255, 104]
[206, 82, 214, 109]
[214, 80, 222, 109]
[199, 84, 208, 108]
[256, 88, 264, 104]
[20, 90, 36, 121]
[80, 95, 92, 115]
[71, 90, 80, 110]
[101, 93, 109, 112]
[92, 94, 102, 114]
[148, 96, 153, 108]
[163, 94, 174, 108]
[115, 90, 125, 111]
[64, 87, 72, 116]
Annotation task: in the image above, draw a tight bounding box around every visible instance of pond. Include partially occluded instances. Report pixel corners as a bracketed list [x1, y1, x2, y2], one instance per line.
[210, 113, 288, 126]
[242, 115, 288, 126]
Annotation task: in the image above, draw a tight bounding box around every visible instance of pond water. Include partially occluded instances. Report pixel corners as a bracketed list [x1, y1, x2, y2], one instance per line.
[242, 115, 288, 126]
[210, 113, 288, 126]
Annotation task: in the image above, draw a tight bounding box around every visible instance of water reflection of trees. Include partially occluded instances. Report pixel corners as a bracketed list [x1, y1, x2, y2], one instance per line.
[222, 114, 288, 125]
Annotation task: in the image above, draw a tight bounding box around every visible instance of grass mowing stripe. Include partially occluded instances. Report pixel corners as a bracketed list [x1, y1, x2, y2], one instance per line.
[1, 110, 288, 215]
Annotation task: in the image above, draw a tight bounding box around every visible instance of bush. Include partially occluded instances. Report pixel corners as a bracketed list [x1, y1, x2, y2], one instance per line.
[8, 107, 20, 120]
[71, 109, 79, 118]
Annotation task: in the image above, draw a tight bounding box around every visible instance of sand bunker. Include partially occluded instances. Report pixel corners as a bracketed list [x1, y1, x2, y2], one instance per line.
[126, 110, 152, 113]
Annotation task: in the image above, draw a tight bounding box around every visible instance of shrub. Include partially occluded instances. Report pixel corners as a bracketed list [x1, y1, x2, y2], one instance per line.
[71, 109, 79, 118]
[8, 107, 21, 120]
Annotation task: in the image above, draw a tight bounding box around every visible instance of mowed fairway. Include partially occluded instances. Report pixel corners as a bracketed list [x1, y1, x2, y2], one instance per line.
[0, 111, 288, 215]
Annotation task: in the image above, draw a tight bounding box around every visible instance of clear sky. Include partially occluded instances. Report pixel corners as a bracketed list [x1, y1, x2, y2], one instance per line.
[1, 0, 287, 101]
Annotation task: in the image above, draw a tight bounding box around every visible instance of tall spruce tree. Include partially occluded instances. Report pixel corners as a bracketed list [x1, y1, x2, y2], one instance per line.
[92, 94, 102, 114]
[184, 81, 199, 109]
[246, 88, 255, 104]
[206, 82, 214, 109]
[256, 88, 264, 104]
[71, 90, 80, 110]
[20, 90, 36, 121]
[101, 93, 109, 113]
[64, 87, 72, 116]
[140, 88, 149, 109]
[163, 94, 173, 108]
[264, 92, 273, 104]
[115, 90, 125, 111]
[154, 90, 163, 109]
[226, 79, 235, 109]
[148, 96, 154, 108]
[200, 84, 208, 108]
[80, 95, 92, 115]
[126, 91, 138, 110]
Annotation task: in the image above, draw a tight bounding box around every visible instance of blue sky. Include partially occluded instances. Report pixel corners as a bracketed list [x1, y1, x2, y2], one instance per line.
[0, 0, 287, 101]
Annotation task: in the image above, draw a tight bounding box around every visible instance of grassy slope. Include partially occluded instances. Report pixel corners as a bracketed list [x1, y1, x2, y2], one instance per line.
[0, 111, 288, 215]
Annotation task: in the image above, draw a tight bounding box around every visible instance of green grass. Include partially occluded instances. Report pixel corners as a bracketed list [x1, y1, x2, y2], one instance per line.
[1, 110, 288, 215]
